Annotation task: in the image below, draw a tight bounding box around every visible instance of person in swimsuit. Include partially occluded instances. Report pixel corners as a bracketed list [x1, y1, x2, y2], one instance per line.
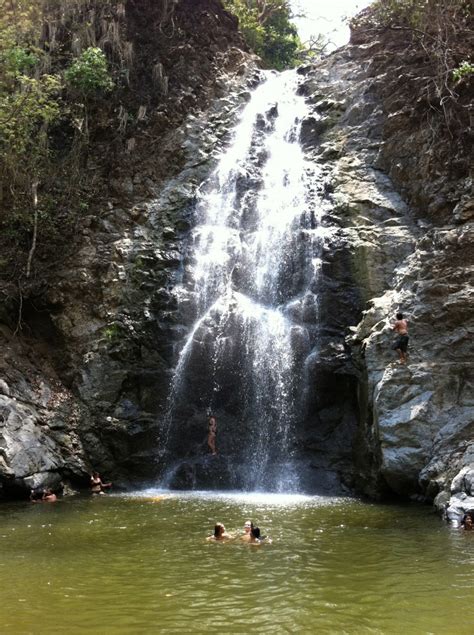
[208, 415, 217, 455]
[207, 522, 231, 541]
[90, 472, 112, 495]
[391, 312, 409, 364]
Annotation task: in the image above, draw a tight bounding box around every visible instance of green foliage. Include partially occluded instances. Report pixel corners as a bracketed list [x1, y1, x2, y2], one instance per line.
[0, 14, 63, 190]
[65, 47, 114, 96]
[103, 323, 123, 341]
[368, 0, 428, 28]
[223, 0, 301, 70]
[352, 0, 471, 31]
[452, 60, 474, 81]
[2, 45, 38, 76]
[0, 74, 62, 158]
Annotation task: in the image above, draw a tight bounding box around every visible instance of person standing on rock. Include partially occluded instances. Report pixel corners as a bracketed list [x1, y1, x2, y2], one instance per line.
[208, 415, 217, 455]
[391, 312, 409, 364]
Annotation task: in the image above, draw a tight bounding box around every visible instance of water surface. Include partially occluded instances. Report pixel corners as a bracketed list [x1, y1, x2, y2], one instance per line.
[1, 491, 472, 634]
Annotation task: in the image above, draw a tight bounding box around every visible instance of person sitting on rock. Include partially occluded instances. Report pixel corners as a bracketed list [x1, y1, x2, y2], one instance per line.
[207, 415, 217, 456]
[90, 471, 112, 495]
[391, 312, 409, 364]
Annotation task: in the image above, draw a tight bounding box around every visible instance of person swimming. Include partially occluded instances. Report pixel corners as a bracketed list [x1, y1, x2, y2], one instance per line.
[207, 522, 231, 541]
[30, 488, 57, 503]
[461, 511, 474, 530]
[249, 526, 272, 544]
[240, 520, 254, 542]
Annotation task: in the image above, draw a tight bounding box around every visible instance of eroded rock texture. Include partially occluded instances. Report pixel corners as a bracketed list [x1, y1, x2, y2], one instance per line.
[0, 0, 258, 498]
[296, 23, 472, 504]
[1, 1, 472, 505]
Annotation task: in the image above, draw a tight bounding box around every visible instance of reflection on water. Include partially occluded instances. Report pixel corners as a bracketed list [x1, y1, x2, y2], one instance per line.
[1, 492, 473, 634]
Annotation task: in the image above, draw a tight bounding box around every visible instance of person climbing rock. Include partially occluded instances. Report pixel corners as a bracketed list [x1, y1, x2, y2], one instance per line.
[207, 415, 217, 455]
[90, 471, 112, 495]
[391, 312, 409, 364]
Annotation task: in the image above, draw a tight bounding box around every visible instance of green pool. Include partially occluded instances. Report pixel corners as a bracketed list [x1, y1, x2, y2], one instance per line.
[0, 491, 472, 634]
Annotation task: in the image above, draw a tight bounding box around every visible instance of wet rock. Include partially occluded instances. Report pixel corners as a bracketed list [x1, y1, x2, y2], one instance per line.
[299, 35, 472, 504]
[0, 380, 10, 396]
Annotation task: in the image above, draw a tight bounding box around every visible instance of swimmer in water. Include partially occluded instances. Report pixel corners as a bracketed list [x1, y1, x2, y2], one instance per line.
[42, 488, 57, 502]
[250, 526, 261, 543]
[240, 520, 254, 542]
[207, 523, 231, 541]
[461, 511, 474, 530]
[249, 526, 272, 544]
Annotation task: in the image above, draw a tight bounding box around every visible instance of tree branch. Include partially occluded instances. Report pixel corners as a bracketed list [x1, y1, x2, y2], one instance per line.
[25, 179, 39, 279]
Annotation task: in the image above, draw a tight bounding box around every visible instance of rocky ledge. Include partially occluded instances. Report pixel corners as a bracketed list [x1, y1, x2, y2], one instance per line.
[0, 0, 258, 499]
[296, 21, 472, 509]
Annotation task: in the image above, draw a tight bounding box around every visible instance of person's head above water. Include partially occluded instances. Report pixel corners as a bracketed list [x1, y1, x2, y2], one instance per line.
[214, 523, 226, 538]
[244, 520, 253, 533]
[396, 312, 404, 320]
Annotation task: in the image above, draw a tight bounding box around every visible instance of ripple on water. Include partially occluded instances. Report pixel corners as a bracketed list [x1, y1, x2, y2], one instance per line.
[0, 492, 473, 634]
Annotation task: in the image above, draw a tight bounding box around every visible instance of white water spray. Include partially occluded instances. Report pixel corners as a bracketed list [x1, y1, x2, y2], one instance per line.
[161, 71, 326, 491]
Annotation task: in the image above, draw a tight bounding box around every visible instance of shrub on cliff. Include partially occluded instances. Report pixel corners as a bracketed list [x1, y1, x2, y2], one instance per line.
[65, 47, 114, 97]
[223, 0, 301, 70]
[351, 0, 473, 133]
[0, 1, 120, 282]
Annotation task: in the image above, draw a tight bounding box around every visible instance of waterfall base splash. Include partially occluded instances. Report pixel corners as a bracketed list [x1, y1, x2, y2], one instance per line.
[159, 453, 349, 496]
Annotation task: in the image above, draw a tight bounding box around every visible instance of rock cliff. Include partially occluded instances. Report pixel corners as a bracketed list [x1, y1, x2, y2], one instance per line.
[0, 1, 472, 508]
[0, 0, 258, 498]
[296, 11, 472, 509]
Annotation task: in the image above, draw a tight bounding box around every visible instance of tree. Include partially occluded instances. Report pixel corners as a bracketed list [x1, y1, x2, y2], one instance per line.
[223, 0, 302, 70]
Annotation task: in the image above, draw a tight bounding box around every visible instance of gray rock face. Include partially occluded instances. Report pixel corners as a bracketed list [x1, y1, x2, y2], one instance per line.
[0, 10, 470, 504]
[0, 327, 89, 498]
[297, 40, 472, 502]
[0, 57, 260, 499]
[445, 465, 474, 525]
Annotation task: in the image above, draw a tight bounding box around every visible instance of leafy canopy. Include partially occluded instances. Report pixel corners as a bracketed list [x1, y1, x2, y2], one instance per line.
[223, 0, 302, 70]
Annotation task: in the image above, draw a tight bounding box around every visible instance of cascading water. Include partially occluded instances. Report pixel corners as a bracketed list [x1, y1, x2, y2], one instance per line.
[160, 70, 327, 492]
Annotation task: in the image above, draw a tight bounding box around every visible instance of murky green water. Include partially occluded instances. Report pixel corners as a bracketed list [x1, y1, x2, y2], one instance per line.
[0, 491, 472, 634]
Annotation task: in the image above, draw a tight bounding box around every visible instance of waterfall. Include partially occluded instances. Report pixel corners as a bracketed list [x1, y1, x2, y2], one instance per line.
[160, 71, 326, 492]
